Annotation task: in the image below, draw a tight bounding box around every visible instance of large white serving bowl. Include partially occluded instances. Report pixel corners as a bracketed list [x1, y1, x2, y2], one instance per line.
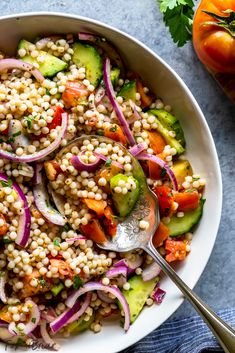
[0, 12, 222, 353]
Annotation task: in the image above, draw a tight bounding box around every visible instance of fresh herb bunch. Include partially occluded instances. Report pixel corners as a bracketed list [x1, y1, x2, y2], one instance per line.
[158, 0, 195, 47]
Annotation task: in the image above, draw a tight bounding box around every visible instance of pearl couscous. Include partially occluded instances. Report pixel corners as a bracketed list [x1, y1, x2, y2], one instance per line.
[0, 32, 205, 349]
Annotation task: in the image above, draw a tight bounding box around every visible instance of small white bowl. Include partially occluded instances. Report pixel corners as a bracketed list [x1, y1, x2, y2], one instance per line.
[0, 12, 222, 353]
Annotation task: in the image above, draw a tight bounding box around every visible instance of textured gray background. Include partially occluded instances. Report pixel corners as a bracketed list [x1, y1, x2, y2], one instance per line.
[0, 0, 234, 327]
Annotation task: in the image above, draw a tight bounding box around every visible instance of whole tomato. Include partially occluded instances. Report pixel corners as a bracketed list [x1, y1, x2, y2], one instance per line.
[193, 0, 235, 74]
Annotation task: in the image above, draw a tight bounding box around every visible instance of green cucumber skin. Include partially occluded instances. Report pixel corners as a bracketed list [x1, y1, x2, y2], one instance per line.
[72, 42, 102, 88]
[121, 275, 159, 323]
[168, 200, 205, 237]
[117, 80, 136, 100]
[18, 39, 67, 77]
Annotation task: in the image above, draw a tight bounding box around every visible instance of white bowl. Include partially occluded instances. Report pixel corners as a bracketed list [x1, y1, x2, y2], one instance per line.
[0, 12, 222, 353]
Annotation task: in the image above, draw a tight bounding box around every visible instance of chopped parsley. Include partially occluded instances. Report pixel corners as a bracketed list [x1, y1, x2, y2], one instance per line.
[109, 125, 117, 132]
[31, 318, 36, 324]
[1, 178, 13, 188]
[97, 129, 104, 136]
[161, 168, 167, 177]
[73, 275, 83, 290]
[39, 276, 46, 287]
[7, 130, 21, 143]
[62, 223, 71, 232]
[105, 159, 112, 167]
[53, 239, 60, 247]
[25, 115, 34, 129]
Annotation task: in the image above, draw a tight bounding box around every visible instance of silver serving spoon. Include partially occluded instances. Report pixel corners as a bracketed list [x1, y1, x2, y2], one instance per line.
[56, 136, 235, 353]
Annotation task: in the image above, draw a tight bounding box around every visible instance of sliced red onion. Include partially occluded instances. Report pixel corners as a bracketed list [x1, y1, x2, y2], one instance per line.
[114, 255, 143, 276]
[33, 163, 43, 185]
[97, 290, 116, 304]
[33, 176, 66, 226]
[142, 262, 161, 282]
[129, 143, 146, 157]
[9, 300, 40, 336]
[151, 287, 166, 304]
[71, 154, 102, 172]
[95, 85, 106, 105]
[40, 320, 59, 350]
[41, 313, 57, 323]
[106, 266, 127, 279]
[78, 33, 125, 73]
[103, 58, 135, 146]
[48, 185, 65, 215]
[0, 58, 44, 83]
[0, 274, 7, 303]
[8, 120, 30, 151]
[0, 112, 68, 163]
[66, 236, 87, 243]
[137, 152, 178, 191]
[67, 293, 92, 324]
[65, 282, 130, 331]
[0, 172, 31, 247]
[129, 100, 142, 121]
[50, 300, 81, 333]
[93, 151, 123, 169]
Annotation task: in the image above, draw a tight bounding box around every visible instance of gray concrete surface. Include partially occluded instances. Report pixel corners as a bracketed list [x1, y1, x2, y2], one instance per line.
[0, 0, 234, 336]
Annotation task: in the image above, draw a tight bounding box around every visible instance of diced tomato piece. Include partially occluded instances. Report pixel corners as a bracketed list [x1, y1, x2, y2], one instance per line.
[82, 199, 107, 217]
[153, 185, 174, 217]
[136, 79, 154, 108]
[47, 106, 64, 130]
[103, 206, 117, 237]
[165, 239, 188, 262]
[62, 81, 89, 107]
[44, 160, 62, 181]
[1, 127, 8, 136]
[104, 124, 127, 145]
[0, 214, 8, 236]
[152, 221, 170, 248]
[173, 191, 200, 212]
[148, 131, 166, 154]
[80, 218, 107, 243]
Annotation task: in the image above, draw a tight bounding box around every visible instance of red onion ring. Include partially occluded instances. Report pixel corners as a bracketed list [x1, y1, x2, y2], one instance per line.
[151, 286, 166, 304]
[114, 255, 143, 276]
[0, 172, 31, 247]
[106, 266, 127, 279]
[65, 282, 130, 331]
[48, 185, 65, 216]
[50, 300, 81, 333]
[93, 151, 123, 169]
[129, 143, 146, 157]
[103, 58, 135, 146]
[67, 293, 92, 324]
[97, 290, 116, 304]
[95, 85, 106, 105]
[142, 262, 161, 282]
[129, 100, 142, 122]
[66, 236, 87, 243]
[0, 58, 44, 83]
[71, 153, 102, 172]
[40, 320, 59, 350]
[0, 112, 68, 163]
[137, 152, 178, 191]
[33, 163, 43, 185]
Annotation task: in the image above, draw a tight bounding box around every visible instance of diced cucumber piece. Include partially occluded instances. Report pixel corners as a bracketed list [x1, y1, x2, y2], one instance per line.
[148, 109, 186, 146]
[118, 80, 136, 100]
[171, 160, 193, 187]
[72, 42, 102, 87]
[110, 67, 120, 87]
[67, 314, 94, 334]
[51, 282, 64, 296]
[110, 174, 140, 217]
[168, 200, 205, 237]
[121, 275, 159, 323]
[18, 39, 67, 77]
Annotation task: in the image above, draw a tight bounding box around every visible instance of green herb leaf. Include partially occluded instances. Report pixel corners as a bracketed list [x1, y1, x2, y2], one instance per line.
[25, 115, 34, 129]
[31, 318, 36, 324]
[53, 239, 60, 247]
[105, 159, 112, 168]
[73, 275, 83, 289]
[158, 0, 194, 47]
[39, 276, 46, 287]
[62, 223, 71, 232]
[1, 178, 13, 188]
[97, 129, 104, 136]
[109, 125, 117, 132]
[161, 168, 167, 177]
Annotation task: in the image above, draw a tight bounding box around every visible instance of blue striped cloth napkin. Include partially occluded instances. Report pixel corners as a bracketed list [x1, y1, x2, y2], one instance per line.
[123, 308, 235, 353]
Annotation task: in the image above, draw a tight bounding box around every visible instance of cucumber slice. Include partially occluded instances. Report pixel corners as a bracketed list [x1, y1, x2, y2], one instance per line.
[18, 39, 67, 77]
[148, 109, 186, 146]
[72, 42, 102, 87]
[118, 80, 136, 100]
[121, 275, 159, 323]
[154, 118, 185, 155]
[110, 67, 120, 87]
[67, 314, 94, 334]
[168, 200, 205, 237]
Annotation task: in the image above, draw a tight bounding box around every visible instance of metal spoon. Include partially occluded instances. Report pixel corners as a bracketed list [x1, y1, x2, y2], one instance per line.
[56, 136, 235, 353]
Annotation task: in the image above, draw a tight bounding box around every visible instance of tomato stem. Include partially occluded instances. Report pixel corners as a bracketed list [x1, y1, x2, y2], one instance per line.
[202, 9, 235, 37]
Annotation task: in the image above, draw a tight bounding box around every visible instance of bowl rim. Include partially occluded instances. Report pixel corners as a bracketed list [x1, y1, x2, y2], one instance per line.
[0, 11, 223, 352]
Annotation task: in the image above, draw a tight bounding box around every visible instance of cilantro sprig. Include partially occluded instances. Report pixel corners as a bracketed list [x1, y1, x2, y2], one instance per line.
[158, 0, 195, 47]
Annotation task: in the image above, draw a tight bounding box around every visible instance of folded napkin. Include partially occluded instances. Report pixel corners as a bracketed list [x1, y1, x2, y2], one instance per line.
[123, 308, 235, 353]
